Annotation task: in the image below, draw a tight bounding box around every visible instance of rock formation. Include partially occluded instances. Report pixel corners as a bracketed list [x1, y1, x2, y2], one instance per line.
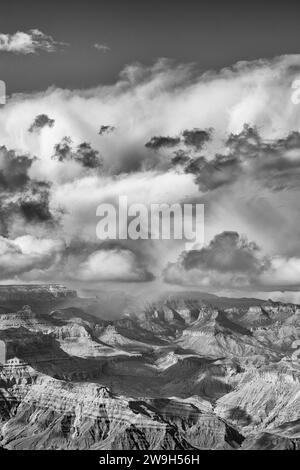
[0, 285, 299, 450]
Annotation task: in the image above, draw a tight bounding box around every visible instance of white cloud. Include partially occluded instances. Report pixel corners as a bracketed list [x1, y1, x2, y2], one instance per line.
[1, 55, 300, 176]
[0, 235, 64, 278]
[93, 43, 110, 53]
[74, 248, 153, 282]
[0, 55, 299, 296]
[49, 170, 196, 228]
[0, 29, 68, 54]
[260, 257, 300, 290]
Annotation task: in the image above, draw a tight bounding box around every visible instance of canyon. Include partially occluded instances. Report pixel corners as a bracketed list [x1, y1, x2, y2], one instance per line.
[0, 285, 299, 450]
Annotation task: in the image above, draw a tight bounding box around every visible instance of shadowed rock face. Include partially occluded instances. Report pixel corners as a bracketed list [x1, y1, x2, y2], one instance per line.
[0, 286, 299, 450]
[0, 285, 77, 315]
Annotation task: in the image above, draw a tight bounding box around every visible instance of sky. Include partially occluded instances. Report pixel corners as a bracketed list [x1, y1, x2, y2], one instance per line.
[0, 0, 300, 93]
[1, 0, 300, 312]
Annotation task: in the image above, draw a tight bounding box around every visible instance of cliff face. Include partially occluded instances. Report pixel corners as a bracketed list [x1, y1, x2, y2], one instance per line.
[0, 286, 299, 450]
[0, 378, 243, 450]
[0, 285, 77, 315]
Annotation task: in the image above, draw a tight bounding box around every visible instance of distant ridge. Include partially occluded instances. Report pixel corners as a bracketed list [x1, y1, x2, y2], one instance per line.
[158, 290, 270, 310]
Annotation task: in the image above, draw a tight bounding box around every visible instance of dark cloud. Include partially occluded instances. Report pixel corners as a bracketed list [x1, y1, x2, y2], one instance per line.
[171, 150, 190, 166]
[52, 136, 72, 162]
[182, 232, 266, 273]
[99, 125, 115, 135]
[182, 128, 212, 149]
[0, 147, 55, 235]
[18, 182, 53, 223]
[164, 231, 270, 289]
[145, 128, 211, 157]
[0, 146, 35, 191]
[179, 125, 300, 192]
[0, 183, 55, 237]
[52, 137, 102, 169]
[76, 142, 102, 169]
[145, 135, 180, 151]
[28, 114, 55, 133]
[185, 155, 239, 192]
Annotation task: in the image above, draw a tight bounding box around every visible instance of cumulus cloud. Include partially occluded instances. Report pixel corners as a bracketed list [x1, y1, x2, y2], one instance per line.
[0, 235, 64, 278]
[164, 231, 269, 289]
[178, 125, 300, 192]
[2, 55, 300, 179]
[164, 231, 300, 292]
[74, 248, 154, 282]
[0, 55, 299, 296]
[49, 170, 197, 245]
[259, 257, 300, 291]
[0, 29, 68, 54]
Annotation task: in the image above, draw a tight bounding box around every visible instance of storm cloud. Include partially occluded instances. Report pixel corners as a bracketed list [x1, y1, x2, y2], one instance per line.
[164, 231, 300, 292]
[0, 146, 55, 236]
[0, 146, 34, 191]
[180, 125, 300, 192]
[0, 55, 299, 297]
[164, 231, 269, 289]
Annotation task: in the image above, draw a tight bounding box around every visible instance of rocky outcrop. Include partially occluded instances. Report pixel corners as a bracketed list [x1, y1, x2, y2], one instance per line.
[0, 285, 77, 315]
[0, 287, 299, 450]
[0, 377, 242, 450]
[0, 284, 76, 304]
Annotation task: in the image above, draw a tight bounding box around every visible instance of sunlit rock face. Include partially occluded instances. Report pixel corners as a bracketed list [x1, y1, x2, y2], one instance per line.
[0, 286, 299, 450]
